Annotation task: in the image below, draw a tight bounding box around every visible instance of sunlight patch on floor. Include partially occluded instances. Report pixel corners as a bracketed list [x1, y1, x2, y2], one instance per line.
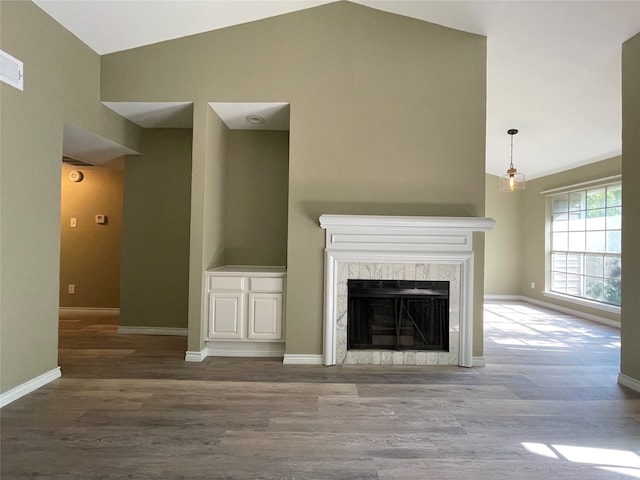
[522, 442, 640, 478]
[521, 442, 559, 459]
[484, 302, 621, 358]
[553, 445, 640, 468]
[598, 467, 640, 478]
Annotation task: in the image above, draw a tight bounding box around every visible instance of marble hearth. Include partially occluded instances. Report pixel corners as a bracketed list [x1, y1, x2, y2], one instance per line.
[320, 215, 495, 367]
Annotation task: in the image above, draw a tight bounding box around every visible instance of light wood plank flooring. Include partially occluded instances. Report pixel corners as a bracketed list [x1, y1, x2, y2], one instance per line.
[1, 302, 639, 479]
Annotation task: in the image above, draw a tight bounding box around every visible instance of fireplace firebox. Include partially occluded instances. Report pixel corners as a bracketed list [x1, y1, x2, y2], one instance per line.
[347, 279, 449, 351]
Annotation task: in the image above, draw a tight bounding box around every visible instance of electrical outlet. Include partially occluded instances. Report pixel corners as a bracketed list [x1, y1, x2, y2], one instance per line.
[70, 218, 77, 228]
[530, 282, 536, 289]
[68, 284, 75, 294]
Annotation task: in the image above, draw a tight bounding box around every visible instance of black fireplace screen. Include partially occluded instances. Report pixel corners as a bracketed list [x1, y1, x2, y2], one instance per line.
[347, 279, 449, 351]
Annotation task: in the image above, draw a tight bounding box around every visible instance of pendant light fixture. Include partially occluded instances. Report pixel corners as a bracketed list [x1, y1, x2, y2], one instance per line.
[499, 128, 526, 192]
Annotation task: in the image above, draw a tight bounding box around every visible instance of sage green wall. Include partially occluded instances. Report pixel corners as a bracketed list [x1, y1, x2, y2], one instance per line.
[621, 32, 640, 382]
[60, 163, 123, 308]
[472, 233, 487, 355]
[520, 156, 621, 321]
[101, 2, 487, 357]
[0, 1, 140, 394]
[226, 130, 289, 266]
[186, 106, 230, 351]
[484, 174, 523, 295]
[120, 129, 192, 329]
[202, 109, 229, 271]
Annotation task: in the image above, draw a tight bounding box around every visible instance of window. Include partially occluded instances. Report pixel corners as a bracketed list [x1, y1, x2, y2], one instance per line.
[550, 183, 621, 306]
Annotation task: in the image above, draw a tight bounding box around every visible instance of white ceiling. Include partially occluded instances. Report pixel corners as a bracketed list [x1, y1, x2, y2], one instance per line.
[209, 103, 290, 130]
[102, 102, 193, 129]
[34, 0, 640, 179]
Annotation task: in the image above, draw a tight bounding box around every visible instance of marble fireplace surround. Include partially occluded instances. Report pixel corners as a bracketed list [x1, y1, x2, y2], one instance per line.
[320, 215, 495, 367]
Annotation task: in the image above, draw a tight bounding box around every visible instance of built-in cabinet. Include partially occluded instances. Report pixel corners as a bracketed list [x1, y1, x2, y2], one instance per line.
[204, 266, 286, 357]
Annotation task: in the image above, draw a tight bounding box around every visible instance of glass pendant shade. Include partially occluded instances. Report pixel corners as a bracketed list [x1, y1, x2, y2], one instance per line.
[499, 168, 526, 191]
[499, 128, 526, 192]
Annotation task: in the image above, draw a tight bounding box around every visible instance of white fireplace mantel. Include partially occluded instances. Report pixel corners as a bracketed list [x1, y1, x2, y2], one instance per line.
[320, 215, 495, 367]
[320, 214, 495, 253]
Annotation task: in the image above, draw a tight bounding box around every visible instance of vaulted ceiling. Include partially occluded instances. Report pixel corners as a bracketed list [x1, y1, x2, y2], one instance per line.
[34, 0, 640, 179]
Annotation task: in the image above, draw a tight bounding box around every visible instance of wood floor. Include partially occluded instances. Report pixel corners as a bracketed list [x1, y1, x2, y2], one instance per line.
[2, 302, 639, 479]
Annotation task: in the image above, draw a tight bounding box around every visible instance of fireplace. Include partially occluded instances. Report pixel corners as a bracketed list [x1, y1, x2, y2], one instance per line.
[320, 214, 495, 367]
[347, 279, 449, 351]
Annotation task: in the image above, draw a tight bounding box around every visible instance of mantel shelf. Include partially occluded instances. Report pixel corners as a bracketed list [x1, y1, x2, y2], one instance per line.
[319, 215, 495, 232]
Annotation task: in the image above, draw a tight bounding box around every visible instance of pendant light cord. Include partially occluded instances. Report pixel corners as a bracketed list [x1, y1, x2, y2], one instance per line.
[510, 134, 514, 169]
[507, 128, 518, 170]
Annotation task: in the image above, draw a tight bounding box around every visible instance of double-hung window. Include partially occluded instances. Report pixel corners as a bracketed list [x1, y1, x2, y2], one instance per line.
[549, 182, 622, 306]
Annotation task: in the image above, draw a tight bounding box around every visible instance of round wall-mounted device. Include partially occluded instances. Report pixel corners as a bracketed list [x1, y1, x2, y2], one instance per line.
[68, 170, 84, 182]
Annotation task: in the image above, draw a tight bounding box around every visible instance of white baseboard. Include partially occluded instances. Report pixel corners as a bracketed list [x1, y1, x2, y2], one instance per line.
[484, 294, 523, 302]
[206, 341, 285, 358]
[0, 367, 61, 408]
[185, 349, 207, 362]
[118, 326, 188, 336]
[520, 295, 620, 329]
[484, 294, 620, 329]
[59, 307, 119, 315]
[543, 290, 620, 315]
[472, 356, 486, 367]
[283, 354, 324, 365]
[618, 373, 640, 393]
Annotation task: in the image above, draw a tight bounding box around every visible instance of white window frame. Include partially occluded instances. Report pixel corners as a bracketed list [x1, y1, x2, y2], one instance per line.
[543, 176, 621, 313]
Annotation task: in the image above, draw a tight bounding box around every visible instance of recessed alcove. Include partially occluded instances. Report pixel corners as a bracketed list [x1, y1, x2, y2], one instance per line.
[209, 102, 290, 267]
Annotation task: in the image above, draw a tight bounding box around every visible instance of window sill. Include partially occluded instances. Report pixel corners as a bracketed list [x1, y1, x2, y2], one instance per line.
[542, 290, 621, 315]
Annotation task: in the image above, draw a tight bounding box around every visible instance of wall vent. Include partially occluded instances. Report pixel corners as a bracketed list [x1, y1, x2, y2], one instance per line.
[1, 50, 23, 91]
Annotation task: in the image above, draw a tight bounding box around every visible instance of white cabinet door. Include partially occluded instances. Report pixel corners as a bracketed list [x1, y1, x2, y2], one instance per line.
[247, 293, 282, 340]
[208, 292, 244, 339]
